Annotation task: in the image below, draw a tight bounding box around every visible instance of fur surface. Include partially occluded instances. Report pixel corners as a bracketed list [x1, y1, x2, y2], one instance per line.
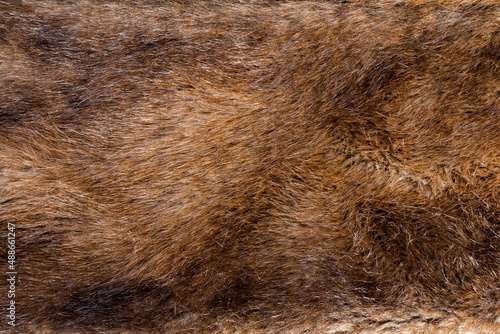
[1, 0, 500, 333]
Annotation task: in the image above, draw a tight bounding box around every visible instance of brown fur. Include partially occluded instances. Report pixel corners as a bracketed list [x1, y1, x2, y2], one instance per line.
[1, 0, 500, 333]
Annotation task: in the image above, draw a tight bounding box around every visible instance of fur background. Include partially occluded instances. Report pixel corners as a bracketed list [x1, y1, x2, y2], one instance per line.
[1, 0, 500, 333]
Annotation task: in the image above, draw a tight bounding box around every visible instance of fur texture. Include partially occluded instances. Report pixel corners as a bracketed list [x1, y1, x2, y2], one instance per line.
[1, 0, 500, 333]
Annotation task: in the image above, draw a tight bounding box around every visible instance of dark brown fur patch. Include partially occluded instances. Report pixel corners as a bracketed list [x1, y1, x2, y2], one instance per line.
[1, 0, 500, 333]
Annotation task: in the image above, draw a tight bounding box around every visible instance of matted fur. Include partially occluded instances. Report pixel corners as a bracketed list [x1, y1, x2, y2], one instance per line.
[1, 0, 500, 333]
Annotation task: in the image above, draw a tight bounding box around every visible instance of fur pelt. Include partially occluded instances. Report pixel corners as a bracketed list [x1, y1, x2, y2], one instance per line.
[1, 0, 500, 333]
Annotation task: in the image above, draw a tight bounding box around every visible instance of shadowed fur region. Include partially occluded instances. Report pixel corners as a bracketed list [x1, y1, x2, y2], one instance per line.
[1, 0, 500, 333]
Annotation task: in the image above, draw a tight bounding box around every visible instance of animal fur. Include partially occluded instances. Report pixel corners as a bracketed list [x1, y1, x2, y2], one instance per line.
[1, 0, 500, 333]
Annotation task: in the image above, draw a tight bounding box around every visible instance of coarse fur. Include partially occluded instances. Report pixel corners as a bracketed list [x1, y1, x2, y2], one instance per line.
[1, 0, 500, 333]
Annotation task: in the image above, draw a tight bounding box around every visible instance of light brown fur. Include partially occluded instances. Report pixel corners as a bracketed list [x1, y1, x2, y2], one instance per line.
[1, 0, 500, 333]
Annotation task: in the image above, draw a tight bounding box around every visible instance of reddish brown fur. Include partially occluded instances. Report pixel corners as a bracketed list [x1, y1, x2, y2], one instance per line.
[1, 0, 500, 333]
